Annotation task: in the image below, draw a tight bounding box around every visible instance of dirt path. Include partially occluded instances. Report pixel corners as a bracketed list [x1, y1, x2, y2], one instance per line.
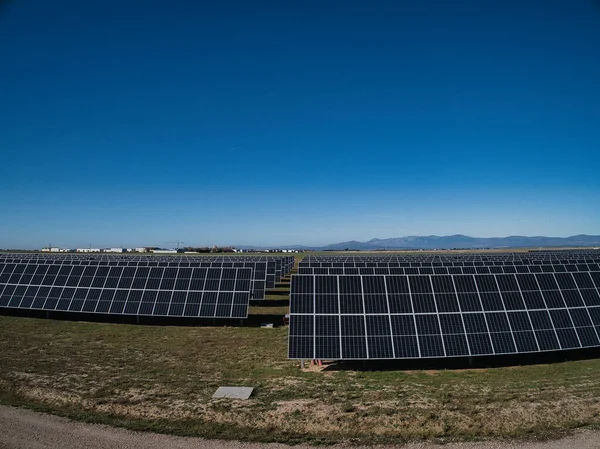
[1, 405, 599, 449]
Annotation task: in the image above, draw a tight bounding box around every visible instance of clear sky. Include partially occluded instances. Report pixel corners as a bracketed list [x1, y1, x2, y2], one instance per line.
[1, 0, 599, 249]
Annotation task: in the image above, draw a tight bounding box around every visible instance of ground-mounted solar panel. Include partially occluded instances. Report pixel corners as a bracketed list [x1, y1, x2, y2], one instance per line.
[297, 264, 600, 276]
[197, 261, 267, 300]
[0, 253, 296, 279]
[298, 256, 600, 269]
[0, 262, 252, 319]
[296, 250, 600, 266]
[0, 253, 295, 297]
[288, 273, 600, 360]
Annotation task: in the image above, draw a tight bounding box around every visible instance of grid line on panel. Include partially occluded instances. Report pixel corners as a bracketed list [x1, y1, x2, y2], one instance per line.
[134, 265, 151, 316]
[212, 268, 223, 318]
[165, 266, 179, 317]
[406, 273, 422, 358]
[51, 265, 73, 311]
[198, 267, 209, 316]
[90, 267, 109, 313]
[451, 275, 472, 356]
[72, 265, 89, 312]
[150, 267, 166, 316]
[428, 275, 447, 357]
[551, 272, 583, 349]
[569, 272, 600, 344]
[228, 268, 237, 318]
[492, 273, 521, 353]
[529, 273, 562, 348]
[337, 275, 343, 359]
[313, 275, 317, 360]
[107, 266, 126, 314]
[472, 274, 497, 355]
[14, 264, 31, 309]
[355, 275, 368, 359]
[82, 265, 100, 313]
[384, 276, 397, 358]
[76, 275, 93, 313]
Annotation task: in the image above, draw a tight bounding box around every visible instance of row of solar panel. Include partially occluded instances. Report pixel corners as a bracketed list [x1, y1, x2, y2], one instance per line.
[288, 308, 600, 359]
[0, 258, 283, 279]
[0, 262, 268, 300]
[0, 253, 294, 261]
[292, 273, 600, 295]
[288, 273, 600, 359]
[0, 286, 250, 318]
[0, 254, 295, 283]
[299, 259, 600, 268]
[298, 264, 600, 275]
[300, 256, 600, 264]
[3, 259, 274, 269]
[0, 267, 253, 318]
[0, 256, 293, 290]
[302, 251, 600, 262]
[0, 254, 295, 271]
[302, 250, 599, 257]
[291, 291, 600, 315]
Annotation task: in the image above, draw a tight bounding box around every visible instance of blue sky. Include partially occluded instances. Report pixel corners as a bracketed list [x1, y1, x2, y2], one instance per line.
[1, 0, 599, 249]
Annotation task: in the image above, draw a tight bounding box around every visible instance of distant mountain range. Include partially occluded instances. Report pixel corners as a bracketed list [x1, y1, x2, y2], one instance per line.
[239, 234, 600, 251]
[316, 234, 600, 251]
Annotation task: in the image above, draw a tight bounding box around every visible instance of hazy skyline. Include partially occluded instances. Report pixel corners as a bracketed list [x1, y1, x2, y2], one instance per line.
[2, 1, 599, 249]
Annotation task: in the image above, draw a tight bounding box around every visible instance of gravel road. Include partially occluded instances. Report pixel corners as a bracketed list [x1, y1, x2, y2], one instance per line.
[1, 405, 599, 449]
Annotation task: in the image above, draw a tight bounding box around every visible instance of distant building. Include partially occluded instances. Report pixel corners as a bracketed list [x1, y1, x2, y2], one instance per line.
[151, 249, 179, 254]
[102, 248, 125, 253]
[76, 248, 101, 253]
[41, 247, 69, 252]
[134, 247, 148, 253]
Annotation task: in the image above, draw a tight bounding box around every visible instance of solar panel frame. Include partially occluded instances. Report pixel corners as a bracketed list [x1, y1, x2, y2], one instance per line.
[288, 273, 600, 360]
[0, 262, 253, 319]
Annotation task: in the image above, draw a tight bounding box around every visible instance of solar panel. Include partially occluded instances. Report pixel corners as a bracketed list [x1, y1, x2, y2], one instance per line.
[0, 253, 297, 297]
[298, 264, 600, 276]
[288, 273, 600, 360]
[0, 262, 252, 319]
[195, 261, 268, 300]
[298, 257, 600, 268]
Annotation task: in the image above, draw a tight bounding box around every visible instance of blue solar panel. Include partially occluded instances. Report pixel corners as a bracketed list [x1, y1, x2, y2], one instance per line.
[288, 272, 600, 360]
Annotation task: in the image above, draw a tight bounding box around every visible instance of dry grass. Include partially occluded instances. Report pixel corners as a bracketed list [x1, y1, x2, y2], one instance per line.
[2, 315, 600, 445]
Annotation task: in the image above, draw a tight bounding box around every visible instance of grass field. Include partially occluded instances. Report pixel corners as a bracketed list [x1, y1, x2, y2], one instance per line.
[2, 313, 600, 445]
[1, 251, 600, 445]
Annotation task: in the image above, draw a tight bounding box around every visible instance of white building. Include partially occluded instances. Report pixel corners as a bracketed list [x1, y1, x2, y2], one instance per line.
[102, 248, 125, 253]
[134, 247, 148, 253]
[152, 249, 178, 254]
[76, 248, 101, 253]
[41, 247, 69, 252]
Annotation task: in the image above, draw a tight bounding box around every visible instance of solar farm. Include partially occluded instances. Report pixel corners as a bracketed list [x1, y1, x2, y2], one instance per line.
[2, 250, 600, 444]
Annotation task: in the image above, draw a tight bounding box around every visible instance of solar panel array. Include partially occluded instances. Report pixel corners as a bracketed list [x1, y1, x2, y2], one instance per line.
[0, 254, 294, 300]
[299, 263, 600, 275]
[0, 262, 253, 318]
[289, 251, 600, 360]
[0, 253, 294, 320]
[299, 254, 600, 267]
